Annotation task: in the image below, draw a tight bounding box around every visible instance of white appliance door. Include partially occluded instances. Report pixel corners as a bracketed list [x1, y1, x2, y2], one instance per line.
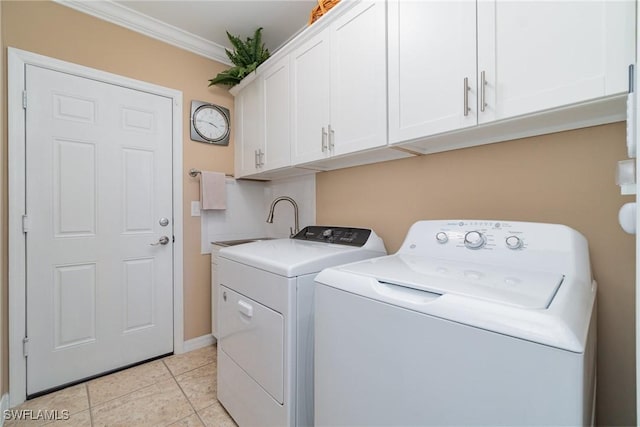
[25, 65, 174, 394]
[218, 285, 284, 403]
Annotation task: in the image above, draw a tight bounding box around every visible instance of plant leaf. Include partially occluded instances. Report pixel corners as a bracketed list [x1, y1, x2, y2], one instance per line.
[209, 28, 271, 87]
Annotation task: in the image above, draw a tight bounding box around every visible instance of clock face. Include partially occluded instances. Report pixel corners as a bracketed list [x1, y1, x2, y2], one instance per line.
[193, 105, 229, 142]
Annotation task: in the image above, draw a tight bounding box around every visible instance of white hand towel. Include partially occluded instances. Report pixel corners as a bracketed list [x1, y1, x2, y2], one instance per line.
[201, 171, 227, 210]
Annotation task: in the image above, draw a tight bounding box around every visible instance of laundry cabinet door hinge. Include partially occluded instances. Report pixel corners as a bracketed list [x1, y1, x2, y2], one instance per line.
[22, 337, 29, 357]
[22, 215, 30, 233]
[22, 90, 27, 109]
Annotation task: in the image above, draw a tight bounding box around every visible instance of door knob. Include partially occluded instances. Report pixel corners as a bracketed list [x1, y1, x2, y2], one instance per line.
[150, 236, 170, 246]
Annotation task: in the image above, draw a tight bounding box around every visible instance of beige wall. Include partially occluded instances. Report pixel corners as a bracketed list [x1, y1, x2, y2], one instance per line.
[317, 122, 635, 426]
[1, 0, 234, 393]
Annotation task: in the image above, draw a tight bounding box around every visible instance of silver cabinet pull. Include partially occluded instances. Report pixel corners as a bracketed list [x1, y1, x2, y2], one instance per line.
[321, 127, 328, 152]
[328, 124, 335, 150]
[480, 71, 487, 113]
[259, 149, 265, 166]
[150, 236, 170, 246]
[463, 77, 470, 116]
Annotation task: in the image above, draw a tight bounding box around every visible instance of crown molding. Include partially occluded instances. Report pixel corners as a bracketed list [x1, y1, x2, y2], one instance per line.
[53, 0, 232, 65]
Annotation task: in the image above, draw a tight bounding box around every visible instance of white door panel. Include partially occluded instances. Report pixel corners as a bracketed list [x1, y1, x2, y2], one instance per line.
[331, 0, 387, 155]
[388, 0, 477, 143]
[291, 33, 331, 164]
[477, 0, 634, 123]
[218, 285, 284, 404]
[263, 57, 291, 171]
[234, 78, 263, 177]
[26, 65, 173, 394]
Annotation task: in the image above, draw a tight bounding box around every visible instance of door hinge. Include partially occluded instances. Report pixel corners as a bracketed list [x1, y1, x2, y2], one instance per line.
[22, 90, 27, 109]
[22, 215, 29, 233]
[22, 337, 29, 357]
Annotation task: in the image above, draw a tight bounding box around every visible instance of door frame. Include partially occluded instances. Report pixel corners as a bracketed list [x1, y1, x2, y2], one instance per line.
[7, 47, 185, 407]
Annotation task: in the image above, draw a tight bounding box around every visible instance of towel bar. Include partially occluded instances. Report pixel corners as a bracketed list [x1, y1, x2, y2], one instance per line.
[189, 168, 234, 178]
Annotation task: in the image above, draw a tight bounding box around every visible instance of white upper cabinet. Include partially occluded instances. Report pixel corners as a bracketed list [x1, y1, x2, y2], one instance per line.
[330, 0, 387, 156]
[234, 77, 263, 178]
[292, 0, 387, 164]
[233, 0, 634, 176]
[262, 56, 292, 171]
[389, 0, 636, 147]
[388, 0, 477, 143]
[291, 31, 332, 165]
[477, 0, 636, 124]
[234, 58, 292, 178]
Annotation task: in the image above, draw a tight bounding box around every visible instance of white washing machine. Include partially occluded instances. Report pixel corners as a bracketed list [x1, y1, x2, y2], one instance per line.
[314, 220, 597, 426]
[217, 226, 386, 427]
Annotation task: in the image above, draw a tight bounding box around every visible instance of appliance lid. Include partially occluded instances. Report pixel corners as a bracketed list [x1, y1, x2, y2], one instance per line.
[219, 237, 385, 277]
[339, 254, 563, 309]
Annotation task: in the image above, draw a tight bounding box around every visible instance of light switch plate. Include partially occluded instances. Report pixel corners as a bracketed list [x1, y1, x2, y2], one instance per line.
[191, 201, 201, 217]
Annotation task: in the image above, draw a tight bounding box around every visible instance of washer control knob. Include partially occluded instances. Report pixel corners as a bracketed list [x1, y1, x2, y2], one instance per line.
[464, 231, 486, 249]
[435, 232, 449, 244]
[322, 228, 333, 238]
[505, 235, 523, 250]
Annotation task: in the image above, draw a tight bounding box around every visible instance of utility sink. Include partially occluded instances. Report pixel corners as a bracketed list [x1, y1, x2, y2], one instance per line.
[212, 237, 277, 247]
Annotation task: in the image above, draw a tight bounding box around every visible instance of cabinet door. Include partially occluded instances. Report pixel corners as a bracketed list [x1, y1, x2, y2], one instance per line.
[477, 0, 636, 124]
[234, 78, 263, 177]
[330, 0, 387, 156]
[262, 57, 291, 171]
[291, 31, 331, 164]
[388, 0, 477, 144]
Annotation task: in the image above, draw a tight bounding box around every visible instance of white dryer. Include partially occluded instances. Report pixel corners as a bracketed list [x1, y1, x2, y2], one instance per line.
[314, 220, 596, 426]
[217, 226, 386, 427]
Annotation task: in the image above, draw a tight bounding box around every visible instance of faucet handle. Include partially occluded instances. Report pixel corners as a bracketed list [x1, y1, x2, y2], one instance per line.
[289, 227, 295, 238]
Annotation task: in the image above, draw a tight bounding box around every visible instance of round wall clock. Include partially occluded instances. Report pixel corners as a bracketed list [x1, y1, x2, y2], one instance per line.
[190, 100, 230, 146]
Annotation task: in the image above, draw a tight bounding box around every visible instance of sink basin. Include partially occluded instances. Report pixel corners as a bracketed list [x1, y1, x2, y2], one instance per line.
[212, 237, 277, 247]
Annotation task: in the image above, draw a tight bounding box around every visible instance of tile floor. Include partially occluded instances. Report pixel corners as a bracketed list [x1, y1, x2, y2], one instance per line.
[6, 345, 236, 427]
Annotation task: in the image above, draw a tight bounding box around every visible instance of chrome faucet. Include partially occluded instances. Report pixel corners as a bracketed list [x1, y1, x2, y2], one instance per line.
[266, 196, 300, 237]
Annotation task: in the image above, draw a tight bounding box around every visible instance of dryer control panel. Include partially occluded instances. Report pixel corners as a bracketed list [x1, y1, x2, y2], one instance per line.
[293, 226, 372, 247]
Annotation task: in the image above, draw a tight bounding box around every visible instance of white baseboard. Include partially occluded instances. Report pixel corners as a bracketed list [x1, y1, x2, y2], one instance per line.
[182, 334, 216, 353]
[0, 393, 10, 427]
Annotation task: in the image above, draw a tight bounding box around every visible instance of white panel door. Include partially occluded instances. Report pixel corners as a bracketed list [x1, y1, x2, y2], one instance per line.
[388, 0, 477, 144]
[331, 0, 387, 156]
[262, 56, 291, 171]
[25, 65, 174, 394]
[291, 31, 331, 165]
[477, 0, 636, 124]
[234, 78, 263, 177]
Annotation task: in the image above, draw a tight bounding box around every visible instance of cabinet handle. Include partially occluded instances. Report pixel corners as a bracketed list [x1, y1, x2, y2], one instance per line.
[259, 149, 265, 166]
[480, 71, 487, 113]
[321, 127, 328, 152]
[463, 77, 470, 116]
[328, 124, 335, 151]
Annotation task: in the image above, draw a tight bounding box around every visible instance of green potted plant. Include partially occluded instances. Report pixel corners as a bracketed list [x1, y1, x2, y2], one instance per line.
[209, 27, 270, 87]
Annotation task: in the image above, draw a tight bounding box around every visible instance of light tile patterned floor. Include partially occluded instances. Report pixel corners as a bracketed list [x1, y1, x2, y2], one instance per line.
[6, 345, 237, 427]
